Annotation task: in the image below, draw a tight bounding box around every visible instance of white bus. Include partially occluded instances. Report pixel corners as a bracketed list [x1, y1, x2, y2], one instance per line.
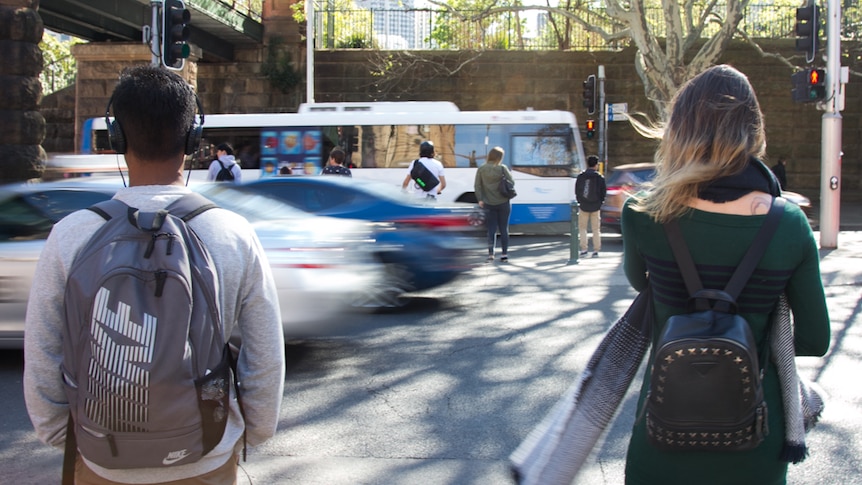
[81, 102, 587, 232]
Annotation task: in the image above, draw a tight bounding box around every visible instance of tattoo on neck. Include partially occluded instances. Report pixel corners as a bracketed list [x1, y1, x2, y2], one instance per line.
[750, 196, 772, 215]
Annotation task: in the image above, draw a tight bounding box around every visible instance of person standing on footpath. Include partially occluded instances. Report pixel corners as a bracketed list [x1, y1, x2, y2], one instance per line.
[474, 146, 513, 262]
[322, 146, 352, 176]
[402, 140, 446, 200]
[621, 64, 830, 485]
[771, 156, 788, 190]
[575, 155, 606, 257]
[207, 142, 242, 182]
[23, 65, 286, 484]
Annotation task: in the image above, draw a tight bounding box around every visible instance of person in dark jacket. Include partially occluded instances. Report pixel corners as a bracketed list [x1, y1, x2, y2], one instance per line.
[322, 146, 352, 176]
[771, 156, 788, 190]
[575, 155, 607, 257]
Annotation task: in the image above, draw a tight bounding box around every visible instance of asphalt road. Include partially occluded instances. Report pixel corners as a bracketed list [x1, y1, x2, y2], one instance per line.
[1, 232, 860, 485]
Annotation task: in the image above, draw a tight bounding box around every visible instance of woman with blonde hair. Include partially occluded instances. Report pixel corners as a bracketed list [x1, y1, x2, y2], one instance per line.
[622, 64, 830, 484]
[474, 146, 514, 262]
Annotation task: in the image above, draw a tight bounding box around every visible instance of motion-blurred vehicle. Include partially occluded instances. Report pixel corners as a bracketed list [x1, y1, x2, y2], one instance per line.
[599, 162, 812, 232]
[243, 176, 482, 303]
[0, 178, 384, 348]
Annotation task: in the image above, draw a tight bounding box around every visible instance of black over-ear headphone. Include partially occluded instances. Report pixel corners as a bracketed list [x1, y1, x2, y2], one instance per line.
[105, 91, 205, 156]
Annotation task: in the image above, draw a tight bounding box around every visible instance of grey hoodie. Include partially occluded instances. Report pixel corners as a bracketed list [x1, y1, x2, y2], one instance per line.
[23, 184, 285, 483]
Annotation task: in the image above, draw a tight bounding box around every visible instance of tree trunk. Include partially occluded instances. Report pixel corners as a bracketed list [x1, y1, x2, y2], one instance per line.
[0, 0, 45, 183]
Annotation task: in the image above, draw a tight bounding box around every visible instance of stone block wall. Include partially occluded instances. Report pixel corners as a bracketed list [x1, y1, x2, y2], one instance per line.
[40, 84, 75, 153]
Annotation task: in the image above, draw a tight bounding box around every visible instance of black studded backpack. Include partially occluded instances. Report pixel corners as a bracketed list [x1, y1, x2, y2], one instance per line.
[645, 198, 785, 452]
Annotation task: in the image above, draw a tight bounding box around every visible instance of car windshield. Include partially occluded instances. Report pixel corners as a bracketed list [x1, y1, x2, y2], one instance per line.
[606, 168, 655, 187]
[0, 188, 113, 241]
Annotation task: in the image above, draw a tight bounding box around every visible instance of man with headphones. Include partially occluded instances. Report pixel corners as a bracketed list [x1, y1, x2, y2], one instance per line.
[24, 65, 286, 484]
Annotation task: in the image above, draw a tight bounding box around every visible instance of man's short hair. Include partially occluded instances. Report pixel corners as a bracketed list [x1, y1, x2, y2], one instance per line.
[217, 142, 234, 156]
[111, 65, 197, 161]
[329, 147, 345, 165]
[419, 141, 435, 158]
[587, 155, 599, 167]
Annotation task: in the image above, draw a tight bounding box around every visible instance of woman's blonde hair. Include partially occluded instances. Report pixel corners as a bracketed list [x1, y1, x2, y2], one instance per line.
[631, 64, 767, 223]
[487, 146, 505, 165]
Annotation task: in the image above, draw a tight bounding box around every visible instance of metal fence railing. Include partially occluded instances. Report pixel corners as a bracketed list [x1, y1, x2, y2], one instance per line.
[218, 0, 263, 22]
[311, 5, 859, 51]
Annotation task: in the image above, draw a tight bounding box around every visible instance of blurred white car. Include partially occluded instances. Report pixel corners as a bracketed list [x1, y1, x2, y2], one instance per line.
[0, 178, 384, 348]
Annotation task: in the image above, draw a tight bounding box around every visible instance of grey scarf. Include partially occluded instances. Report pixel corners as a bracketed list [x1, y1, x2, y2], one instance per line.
[771, 294, 825, 463]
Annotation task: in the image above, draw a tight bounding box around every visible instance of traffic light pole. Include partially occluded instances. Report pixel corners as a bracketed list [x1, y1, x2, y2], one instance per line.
[150, 0, 163, 67]
[820, 0, 843, 248]
[598, 65, 606, 168]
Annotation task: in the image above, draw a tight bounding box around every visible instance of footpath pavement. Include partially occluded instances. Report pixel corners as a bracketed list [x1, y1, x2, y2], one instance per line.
[237, 201, 862, 484]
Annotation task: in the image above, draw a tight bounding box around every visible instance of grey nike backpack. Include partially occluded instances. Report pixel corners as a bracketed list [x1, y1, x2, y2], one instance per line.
[61, 193, 233, 469]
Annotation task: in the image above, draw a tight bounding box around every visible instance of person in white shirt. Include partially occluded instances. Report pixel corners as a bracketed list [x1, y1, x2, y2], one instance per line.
[402, 140, 446, 200]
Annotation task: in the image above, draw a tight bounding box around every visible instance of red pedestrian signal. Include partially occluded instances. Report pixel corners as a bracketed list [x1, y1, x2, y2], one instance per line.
[585, 119, 596, 140]
[808, 69, 821, 85]
[792, 68, 826, 103]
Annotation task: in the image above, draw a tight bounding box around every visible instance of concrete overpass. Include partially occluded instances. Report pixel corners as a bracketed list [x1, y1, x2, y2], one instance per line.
[39, 0, 264, 62]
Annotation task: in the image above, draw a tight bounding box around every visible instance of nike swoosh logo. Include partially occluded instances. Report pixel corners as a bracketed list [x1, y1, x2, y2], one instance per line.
[162, 451, 191, 466]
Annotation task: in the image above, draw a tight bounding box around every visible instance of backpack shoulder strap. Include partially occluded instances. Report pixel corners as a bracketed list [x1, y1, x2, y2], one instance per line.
[87, 194, 217, 224]
[664, 197, 786, 311]
[664, 218, 702, 296]
[722, 197, 786, 299]
[165, 192, 219, 222]
[217, 160, 227, 170]
[87, 199, 133, 222]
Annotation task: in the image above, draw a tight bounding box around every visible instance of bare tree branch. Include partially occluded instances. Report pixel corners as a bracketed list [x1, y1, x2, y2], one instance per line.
[361, 50, 484, 99]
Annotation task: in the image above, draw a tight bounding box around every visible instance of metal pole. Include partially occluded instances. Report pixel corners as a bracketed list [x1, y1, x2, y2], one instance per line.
[568, 201, 580, 265]
[150, 0, 163, 67]
[306, 0, 315, 103]
[598, 65, 606, 165]
[819, 0, 842, 248]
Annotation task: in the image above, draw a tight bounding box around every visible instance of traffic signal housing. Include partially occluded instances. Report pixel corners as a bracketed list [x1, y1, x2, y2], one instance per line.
[792, 68, 826, 103]
[795, 3, 820, 61]
[163, 0, 191, 70]
[582, 75, 596, 115]
[585, 119, 596, 140]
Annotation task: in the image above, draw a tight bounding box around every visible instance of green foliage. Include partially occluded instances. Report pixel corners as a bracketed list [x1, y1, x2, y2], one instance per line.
[337, 34, 374, 49]
[430, 0, 523, 49]
[39, 31, 82, 95]
[262, 37, 302, 94]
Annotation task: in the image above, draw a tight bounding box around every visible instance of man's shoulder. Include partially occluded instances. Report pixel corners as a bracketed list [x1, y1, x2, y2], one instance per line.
[426, 158, 445, 170]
